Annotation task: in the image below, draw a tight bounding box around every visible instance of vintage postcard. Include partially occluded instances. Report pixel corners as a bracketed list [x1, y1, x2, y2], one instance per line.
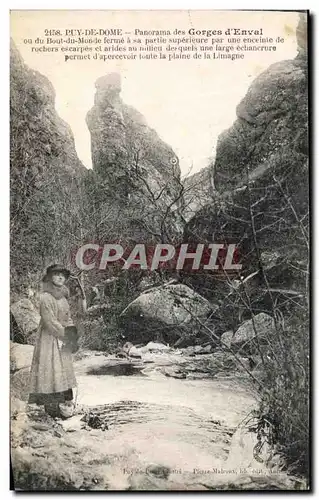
[10, 10, 310, 491]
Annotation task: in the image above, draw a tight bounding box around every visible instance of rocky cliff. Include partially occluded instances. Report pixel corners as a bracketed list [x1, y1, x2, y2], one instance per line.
[213, 54, 307, 194]
[10, 41, 86, 294]
[183, 13, 308, 327]
[181, 167, 214, 222]
[86, 73, 184, 244]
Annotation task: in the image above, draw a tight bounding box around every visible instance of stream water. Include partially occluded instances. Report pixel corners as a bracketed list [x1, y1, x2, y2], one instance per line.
[11, 354, 298, 490]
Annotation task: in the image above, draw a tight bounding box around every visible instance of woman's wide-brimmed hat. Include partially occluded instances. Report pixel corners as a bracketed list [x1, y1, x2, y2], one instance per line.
[42, 264, 71, 282]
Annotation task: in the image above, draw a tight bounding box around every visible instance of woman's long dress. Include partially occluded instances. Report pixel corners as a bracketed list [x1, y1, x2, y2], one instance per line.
[28, 288, 77, 404]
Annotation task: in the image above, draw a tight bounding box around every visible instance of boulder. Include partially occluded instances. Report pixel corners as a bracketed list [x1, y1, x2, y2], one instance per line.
[183, 13, 308, 313]
[11, 395, 27, 414]
[231, 313, 276, 349]
[180, 345, 212, 356]
[10, 342, 34, 372]
[180, 346, 197, 357]
[120, 283, 213, 345]
[196, 344, 212, 355]
[127, 345, 142, 359]
[120, 342, 143, 359]
[11, 367, 31, 401]
[163, 367, 186, 379]
[10, 299, 40, 337]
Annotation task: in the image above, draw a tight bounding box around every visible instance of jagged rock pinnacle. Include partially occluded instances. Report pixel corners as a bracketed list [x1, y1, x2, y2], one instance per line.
[95, 73, 122, 92]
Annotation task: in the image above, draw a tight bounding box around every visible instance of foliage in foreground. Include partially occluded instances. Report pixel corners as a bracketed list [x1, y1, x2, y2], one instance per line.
[255, 309, 309, 478]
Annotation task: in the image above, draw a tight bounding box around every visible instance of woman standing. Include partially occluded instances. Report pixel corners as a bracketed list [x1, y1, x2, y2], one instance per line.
[28, 264, 86, 418]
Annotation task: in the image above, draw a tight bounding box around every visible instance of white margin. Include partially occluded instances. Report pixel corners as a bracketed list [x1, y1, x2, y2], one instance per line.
[2, 1, 317, 498]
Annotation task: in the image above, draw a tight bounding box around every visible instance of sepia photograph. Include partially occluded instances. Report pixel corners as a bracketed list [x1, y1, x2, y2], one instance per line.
[9, 9, 310, 491]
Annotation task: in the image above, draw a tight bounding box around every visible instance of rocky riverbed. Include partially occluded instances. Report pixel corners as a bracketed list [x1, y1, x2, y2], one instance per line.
[10, 345, 303, 491]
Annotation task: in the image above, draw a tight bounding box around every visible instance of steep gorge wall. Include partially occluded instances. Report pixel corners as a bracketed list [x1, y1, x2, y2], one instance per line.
[10, 41, 86, 293]
[86, 73, 184, 245]
[10, 43, 186, 301]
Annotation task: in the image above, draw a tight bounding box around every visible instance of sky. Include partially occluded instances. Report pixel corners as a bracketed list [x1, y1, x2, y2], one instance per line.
[11, 10, 299, 175]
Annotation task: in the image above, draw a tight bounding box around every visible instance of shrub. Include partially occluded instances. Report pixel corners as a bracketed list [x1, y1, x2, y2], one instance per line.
[255, 309, 309, 478]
